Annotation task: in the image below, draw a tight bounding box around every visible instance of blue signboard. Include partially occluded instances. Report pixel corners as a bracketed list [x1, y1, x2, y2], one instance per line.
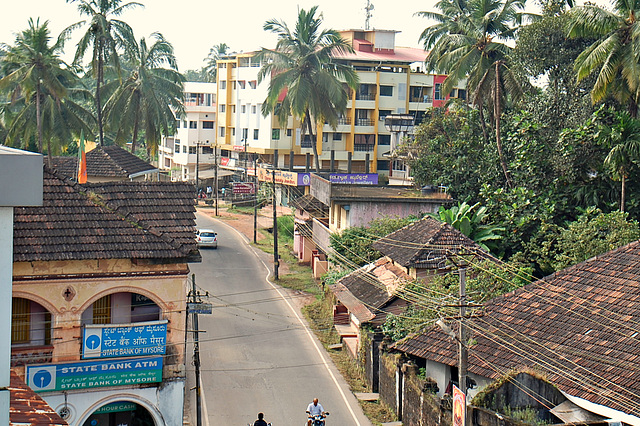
[26, 356, 163, 392]
[83, 320, 167, 359]
[329, 173, 379, 185]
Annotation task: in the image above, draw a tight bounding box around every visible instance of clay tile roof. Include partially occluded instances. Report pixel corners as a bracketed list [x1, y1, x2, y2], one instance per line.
[330, 258, 410, 324]
[372, 216, 484, 269]
[391, 239, 640, 418]
[10, 370, 67, 425]
[289, 194, 328, 218]
[49, 145, 157, 179]
[13, 166, 200, 263]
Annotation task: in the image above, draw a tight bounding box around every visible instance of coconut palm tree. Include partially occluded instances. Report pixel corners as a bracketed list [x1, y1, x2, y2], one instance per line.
[204, 42, 230, 82]
[0, 18, 92, 162]
[599, 111, 640, 211]
[103, 32, 184, 156]
[66, 0, 142, 146]
[418, 0, 529, 188]
[567, 0, 640, 117]
[257, 6, 359, 172]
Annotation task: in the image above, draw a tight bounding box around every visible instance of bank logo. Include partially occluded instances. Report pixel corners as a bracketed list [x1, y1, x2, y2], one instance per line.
[83, 328, 102, 358]
[28, 366, 56, 391]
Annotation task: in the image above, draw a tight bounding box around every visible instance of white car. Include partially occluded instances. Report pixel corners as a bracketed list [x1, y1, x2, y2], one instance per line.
[196, 229, 218, 248]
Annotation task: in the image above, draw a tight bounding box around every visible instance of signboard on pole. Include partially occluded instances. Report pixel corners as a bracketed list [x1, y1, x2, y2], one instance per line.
[187, 302, 213, 314]
[82, 320, 167, 359]
[453, 384, 466, 426]
[232, 182, 255, 194]
[26, 356, 163, 392]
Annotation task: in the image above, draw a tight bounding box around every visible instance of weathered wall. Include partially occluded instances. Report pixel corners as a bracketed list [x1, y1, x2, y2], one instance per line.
[380, 352, 401, 416]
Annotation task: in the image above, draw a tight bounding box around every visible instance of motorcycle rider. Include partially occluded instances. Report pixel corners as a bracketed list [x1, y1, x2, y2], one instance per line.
[306, 398, 325, 425]
[253, 412, 268, 426]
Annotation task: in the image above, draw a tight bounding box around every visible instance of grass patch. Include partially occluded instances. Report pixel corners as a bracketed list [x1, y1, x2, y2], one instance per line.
[225, 205, 257, 215]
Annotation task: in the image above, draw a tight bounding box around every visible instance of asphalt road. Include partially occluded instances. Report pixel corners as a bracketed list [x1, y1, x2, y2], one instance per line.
[186, 211, 372, 426]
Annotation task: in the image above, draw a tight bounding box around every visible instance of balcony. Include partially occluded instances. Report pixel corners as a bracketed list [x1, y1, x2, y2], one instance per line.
[410, 96, 433, 103]
[356, 118, 375, 127]
[354, 144, 375, 152]
[355, 93, 375, 101]
[11, 345, 54, 367]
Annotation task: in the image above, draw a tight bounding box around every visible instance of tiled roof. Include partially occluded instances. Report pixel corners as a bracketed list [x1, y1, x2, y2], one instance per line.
[372, 216, 484, 268]
[10, 370, 67, 425]
[13, 167, 200, 263]
[49, 145, 157, 179]
[391, 240, 640, 418]
[290, 194, 328, 218]
[330, 258, 410, 324]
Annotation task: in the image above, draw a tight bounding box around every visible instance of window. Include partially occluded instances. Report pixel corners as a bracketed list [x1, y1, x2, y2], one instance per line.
[378, 134, 391, 145]
[333, 132, 342, 141]
[457, 88, 467, 100]
[203, 146, 213, 154]
[183, 146, 187, 153]
[11, 298, 29, 343]
[231, 127, 236, 136]
[202, 121, 214, 129]
[189, 121, 197, 129]
[189, 146, 197, 154]
[322, 133, 329, 143]
[435, 83, 443, 100]
[231, 81, 236, 90]
[379, 110, 392, 121]
[252, 105, 257, 114]
[249, 80, 257, 89]
[220, 127, 225, 137]
[242, 128, 249, 140]
[287, 129, 292, 137]
[272, 129, 280, 140]
[220, 81, 227, 90]
[175, 144, 180, 153]
[377, 160, 389, 170]
[253, 129, 259, 140]
[241, 105, 247, 113]
[231, 105, 236, 113]
[238, 81, 246, 89]
[380, 85, 393, 96]
[219, 104, 226, 113]
[93, 295, 112, 324]
[182, 120, 187, 128]
[176, 120, 180, 128]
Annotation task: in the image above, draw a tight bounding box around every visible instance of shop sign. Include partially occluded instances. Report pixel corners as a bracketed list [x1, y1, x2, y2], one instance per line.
[187, 302, 213, 314]
[82, 320, 167, 359]
[26, 356, 163, 392]
[329, 173, 378, 185]
[94, 402, 137, 414]
[257, 168, 311, 186]
[453, 384, 466, 426]
[232, 182, 255, 194]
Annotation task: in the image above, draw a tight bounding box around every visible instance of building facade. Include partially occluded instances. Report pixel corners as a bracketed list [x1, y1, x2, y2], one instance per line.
[215, 29, 466, 177]
[159, 81, 218, 183]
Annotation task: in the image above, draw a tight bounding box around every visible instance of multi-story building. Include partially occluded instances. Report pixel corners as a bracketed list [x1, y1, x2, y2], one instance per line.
[158, 81, 218, 183]
[215, 29, 466, 179]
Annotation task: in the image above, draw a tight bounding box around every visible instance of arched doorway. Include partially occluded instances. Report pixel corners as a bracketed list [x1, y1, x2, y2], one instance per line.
[11, 297, 53, 366]
[83, 401, 155, 426]
[81, 292, 161, 325]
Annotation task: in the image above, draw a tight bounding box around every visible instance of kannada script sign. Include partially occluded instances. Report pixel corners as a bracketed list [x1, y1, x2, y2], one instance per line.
[26, 356, 163, 392]
[82, 320, 167, 359]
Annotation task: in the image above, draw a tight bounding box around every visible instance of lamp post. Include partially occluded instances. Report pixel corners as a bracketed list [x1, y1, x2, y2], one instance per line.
[384, 114, 415, 180]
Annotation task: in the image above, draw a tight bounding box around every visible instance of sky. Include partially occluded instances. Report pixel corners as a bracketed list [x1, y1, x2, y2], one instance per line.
[0, 0, 441, 72]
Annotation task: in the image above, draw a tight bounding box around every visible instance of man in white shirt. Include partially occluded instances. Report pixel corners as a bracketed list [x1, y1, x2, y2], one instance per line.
[306, 398, 325, 425]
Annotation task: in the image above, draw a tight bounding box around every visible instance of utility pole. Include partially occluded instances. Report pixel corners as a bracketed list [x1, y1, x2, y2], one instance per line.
[459, 266, 468, 397]
[195, 141, 200, 197]
[272, 149, 279, 280]
[214, 145, 218, 216]
[253, 155, 258, 244]
[191, 274, 202, 426]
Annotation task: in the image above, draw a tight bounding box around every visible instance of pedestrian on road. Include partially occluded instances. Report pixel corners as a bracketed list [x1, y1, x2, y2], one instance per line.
[254, 412, 268, 426]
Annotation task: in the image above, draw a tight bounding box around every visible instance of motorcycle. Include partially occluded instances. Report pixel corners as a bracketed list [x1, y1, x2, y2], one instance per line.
[308, 412, 329, 426]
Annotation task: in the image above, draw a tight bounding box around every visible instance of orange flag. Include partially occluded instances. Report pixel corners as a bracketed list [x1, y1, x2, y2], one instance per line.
[78, 130, 87, 184]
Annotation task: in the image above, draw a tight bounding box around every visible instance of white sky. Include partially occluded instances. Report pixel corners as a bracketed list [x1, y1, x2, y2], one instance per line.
[1, 0, 440, 71]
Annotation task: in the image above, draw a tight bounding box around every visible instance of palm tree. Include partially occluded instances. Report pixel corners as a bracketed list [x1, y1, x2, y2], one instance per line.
[0, 18, 86, 161]
[257, 6, 359, 172]
[418, 0, 528, 187]
[103, 32, 185, 155]
[599, 111, 640, 211]
[66, 0, 142, 146]
[204, 42, 229, 82]
[567, 0, 640, 117]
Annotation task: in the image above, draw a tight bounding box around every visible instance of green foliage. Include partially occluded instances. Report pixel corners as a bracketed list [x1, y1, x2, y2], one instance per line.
[382, 260, 532, 341]
[553, 209, 640, 270]
[329, 215, 421, 268]
[433, 202, 504, 252]
[502, 406, 549, 425]
[321, 269, 350, 288]
[276, 214, 295, 243]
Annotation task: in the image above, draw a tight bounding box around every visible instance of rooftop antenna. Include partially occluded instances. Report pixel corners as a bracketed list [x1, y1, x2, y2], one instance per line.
[365, 0, 374, 30]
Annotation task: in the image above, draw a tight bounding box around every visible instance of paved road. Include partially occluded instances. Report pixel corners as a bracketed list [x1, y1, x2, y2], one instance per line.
[187, 211, 372, 426]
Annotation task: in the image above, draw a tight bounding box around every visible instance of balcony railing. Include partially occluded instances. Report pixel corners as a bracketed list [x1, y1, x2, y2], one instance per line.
[11, 345, 54, 367]
[337, 117, 351, 125]
[356, 93, 376, 101]
[356, 118, 374, 126]
[354, 144, 375, 152]
[410, 96, 433, 103]
[301, 140, 314, 148]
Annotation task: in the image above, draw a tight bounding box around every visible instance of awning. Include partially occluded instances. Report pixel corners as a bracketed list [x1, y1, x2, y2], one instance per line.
[197, 169, 234, 179]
